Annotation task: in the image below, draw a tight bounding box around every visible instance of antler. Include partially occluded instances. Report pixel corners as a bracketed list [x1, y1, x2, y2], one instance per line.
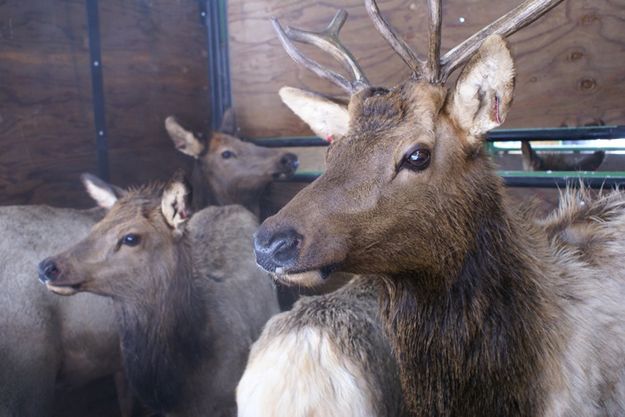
[271, 10, 370, 93]
[440, 0, 564, 80]
[364, 0, 442, 82]
[273, 0, 563, 89]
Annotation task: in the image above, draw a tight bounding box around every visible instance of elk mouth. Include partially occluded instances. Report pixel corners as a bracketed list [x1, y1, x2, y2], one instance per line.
[45, 281, 83, 296]
[269, 264, 339, 287]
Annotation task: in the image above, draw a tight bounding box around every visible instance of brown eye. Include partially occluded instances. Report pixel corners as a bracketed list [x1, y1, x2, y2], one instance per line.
[221, 150, 235, 159]
[404, 148, 431, 171]
[121, 234, 141, 247]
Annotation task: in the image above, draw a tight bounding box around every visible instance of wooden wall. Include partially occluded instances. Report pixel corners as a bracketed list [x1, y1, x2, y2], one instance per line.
[229, 0, 625, 139]
[0, 0, 209, 207]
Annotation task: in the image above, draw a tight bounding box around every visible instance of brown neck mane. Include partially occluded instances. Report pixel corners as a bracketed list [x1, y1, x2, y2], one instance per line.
[191, 161, 262, 217]
[380, 178, 558, 417]
[116, 240, 209, 413]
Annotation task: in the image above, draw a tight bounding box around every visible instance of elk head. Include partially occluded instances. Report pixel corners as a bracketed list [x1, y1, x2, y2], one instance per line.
[254, 0, 563, 287]
[165, 109, 299, 214]
[38, 172, 193, 301]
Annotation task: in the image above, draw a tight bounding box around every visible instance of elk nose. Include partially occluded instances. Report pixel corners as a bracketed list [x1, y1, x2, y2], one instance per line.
[280, 153, 299, 173]
[38, 258, 61, 283]
[254, 228, 302, 273]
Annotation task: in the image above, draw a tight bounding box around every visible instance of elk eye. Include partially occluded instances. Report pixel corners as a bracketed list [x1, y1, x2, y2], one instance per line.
[404, 148, 431, 171]
[121, 234, 141, 247]
[221, 150, 235, 159]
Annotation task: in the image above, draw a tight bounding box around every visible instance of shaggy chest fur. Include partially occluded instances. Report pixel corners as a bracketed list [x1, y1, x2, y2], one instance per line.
[117, 273, 207, 413]
[380, 216, 558, 417]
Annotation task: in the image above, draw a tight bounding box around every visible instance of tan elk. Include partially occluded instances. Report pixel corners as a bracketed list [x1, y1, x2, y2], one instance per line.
[0, 111, 295, 417]
[244, 1, 625, 416]
[39, 172, 279, 417]
[165, 109, 299, 217]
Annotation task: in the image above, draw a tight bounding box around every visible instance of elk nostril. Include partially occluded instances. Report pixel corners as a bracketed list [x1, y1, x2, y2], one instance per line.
[254, 228, 302, 272]
[281, 153, 299, 171]
[38, 258, 60, 283]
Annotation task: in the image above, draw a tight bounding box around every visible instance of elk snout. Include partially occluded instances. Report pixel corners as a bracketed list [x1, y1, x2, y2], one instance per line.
[254, 228, 302, 273]
[38, 258, 61, 283]
[279, 153, 299, 174]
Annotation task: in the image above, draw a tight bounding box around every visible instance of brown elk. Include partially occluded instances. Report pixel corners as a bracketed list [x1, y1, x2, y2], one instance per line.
[38, 172, 279, 417]
[165, 109, 299, 216]
[521, 140, 605, 171]
[248, 1, 625, 416]
[0, 110, 294, 417]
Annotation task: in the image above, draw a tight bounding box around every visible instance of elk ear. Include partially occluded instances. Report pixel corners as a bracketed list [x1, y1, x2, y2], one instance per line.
[446, 35, 515, 145]
[165, 116, 205, 158]
[81, 173, 124, 209]
[521, 141, 541, 171]
[161, 171, 193, 232]
[219, 108, 238, 136]
[279, 86, 349, 142]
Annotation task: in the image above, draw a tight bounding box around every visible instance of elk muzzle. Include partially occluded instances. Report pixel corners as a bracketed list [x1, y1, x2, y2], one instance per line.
[38, 258, 61, 283]
[274, 152, 299, 178]
[254, 227, 302, 273]
[38, 256, 83, 296]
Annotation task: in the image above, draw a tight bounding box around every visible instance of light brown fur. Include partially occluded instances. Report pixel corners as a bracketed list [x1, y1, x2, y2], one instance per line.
[41, 176, 279, 417]
[165, 113, 298, 217]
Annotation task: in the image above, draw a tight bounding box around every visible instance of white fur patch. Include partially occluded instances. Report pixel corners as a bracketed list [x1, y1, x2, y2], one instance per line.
[237, 327, 376, 417]
[165, 116, 205, 158]
[83, 177, 117, 209]
[272, 270, 325, 288]
[279, 87, 350, 140]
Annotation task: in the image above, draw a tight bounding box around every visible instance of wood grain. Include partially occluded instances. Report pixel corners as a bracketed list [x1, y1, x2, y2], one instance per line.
[229, 0, 625, 138]
[98, 0, 209, 188]
[0, 0, 97, 207]
[0, 0, 210, 206]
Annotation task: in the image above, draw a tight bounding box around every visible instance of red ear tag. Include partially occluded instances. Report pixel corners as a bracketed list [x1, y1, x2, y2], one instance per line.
[493, 95, 501, 125]
[325, 134, 334, 144]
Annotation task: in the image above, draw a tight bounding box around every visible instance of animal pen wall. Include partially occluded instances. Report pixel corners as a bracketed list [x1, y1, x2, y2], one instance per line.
[1, 0, 624, 209]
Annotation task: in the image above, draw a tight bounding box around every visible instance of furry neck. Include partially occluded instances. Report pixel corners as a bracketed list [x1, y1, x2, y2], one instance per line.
[380, 187, 557, 417]
[191, 161, 261, 216]
[116, 242, 207, 413]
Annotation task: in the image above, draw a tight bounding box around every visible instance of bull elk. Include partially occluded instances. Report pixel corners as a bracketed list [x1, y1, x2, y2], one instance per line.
[38, 172, 279, 417]
[243, 0, 625, 416]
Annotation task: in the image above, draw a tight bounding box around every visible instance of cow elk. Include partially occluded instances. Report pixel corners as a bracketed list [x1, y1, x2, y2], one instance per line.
[39, 172, 279, 417]
[0, 111, 294, 417]
[165, 109, 299, 217]
[245, 0, 625, 416]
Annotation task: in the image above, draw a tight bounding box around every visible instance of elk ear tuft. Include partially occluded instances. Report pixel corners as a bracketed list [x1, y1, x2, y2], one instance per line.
[279, 86, 350, 140]
[81, 173, 124, 209]
[447, 35, 515, 145]
[165, 116, 205, 158]
[161, 171, 193, 232]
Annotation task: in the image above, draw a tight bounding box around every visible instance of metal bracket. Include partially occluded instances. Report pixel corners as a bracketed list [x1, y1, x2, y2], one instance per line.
[202, 0, 232, 131]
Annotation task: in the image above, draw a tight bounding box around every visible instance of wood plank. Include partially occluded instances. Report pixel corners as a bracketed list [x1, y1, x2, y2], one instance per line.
[98, 0, 210, 188]
[0, 0, 97, 207]
[229, 0, 625, 138]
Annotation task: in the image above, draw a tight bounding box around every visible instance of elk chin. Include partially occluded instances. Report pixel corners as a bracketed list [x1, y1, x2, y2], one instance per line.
[271, 264, 338, 288]
[271, 270, 326, 287]
[45, 282, 81, 296]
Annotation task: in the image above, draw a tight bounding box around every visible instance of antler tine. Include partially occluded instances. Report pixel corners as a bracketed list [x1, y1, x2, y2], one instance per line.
[440, 0, 564, 81]
[271, 10, 370, 94]
[364, 0, 425, 78]
[427, 0, 442, 82]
